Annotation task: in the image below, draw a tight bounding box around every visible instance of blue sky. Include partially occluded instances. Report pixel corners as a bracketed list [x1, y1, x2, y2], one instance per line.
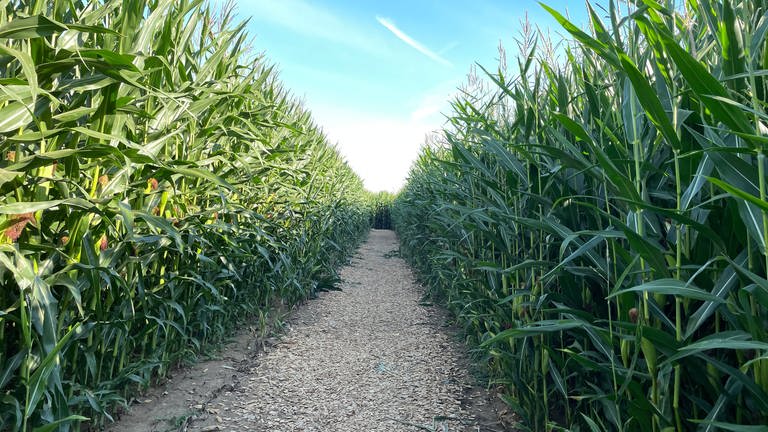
[234, 0, 589, 192]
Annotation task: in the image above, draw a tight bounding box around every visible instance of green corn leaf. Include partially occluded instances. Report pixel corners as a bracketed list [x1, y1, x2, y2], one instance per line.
[608, 279, 721, 302]
[618, 53, 681, 151]
[158, 165, 233, 191]
[543, 232, 606, 280]
[651, 21, 755, 140]
[548, 356, 568, 398]
[541, 2, 621, 68]
[683, 338, 768, 352]
[707, 176, 768, 213]
[681, 153, 714, 211]
[554, 114, 643, 203]
[719, 0, 746, 91]
[0, 168, 22, 187]
[698, 377, 743, 432]
[481, 320, 584, 346]
[0, 198, 93, 214]
[0, 352, 25, 389]
[25, 324, 81, 421]
[32, 415, 90, 432]
[65, 23, 120, 35]
[0, 15, 67, 39]
[0, 100, 34, 133]
[0, 44, 38, 98]
[692, 422, 768, 432]
[685, 255, 744, 339]
[580, 414, 604, 432]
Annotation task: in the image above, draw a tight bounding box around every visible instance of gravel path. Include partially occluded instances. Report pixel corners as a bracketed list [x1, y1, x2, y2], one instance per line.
[108, 230, 505, 432]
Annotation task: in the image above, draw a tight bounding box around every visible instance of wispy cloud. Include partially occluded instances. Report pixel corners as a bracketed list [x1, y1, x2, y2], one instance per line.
[437, 41, 460, 56]
[375, 16, 452, 67]
[244, 0, 383, 54]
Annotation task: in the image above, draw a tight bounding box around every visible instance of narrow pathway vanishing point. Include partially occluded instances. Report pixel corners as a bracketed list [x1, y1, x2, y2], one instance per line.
[107, 230, 507, 432]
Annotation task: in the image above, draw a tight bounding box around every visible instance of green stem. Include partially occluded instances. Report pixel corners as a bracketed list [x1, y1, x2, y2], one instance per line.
[673, 150, 683, 432]
[759, 152, 768, 275]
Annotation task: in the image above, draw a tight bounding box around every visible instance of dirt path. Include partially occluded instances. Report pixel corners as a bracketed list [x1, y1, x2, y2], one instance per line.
[107, 230, 507, 432]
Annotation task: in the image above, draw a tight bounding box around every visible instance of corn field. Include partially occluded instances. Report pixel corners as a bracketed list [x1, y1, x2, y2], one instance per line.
[394, 0, 768, 431]
[0, 1, 372, 431]
[370, 191, 394, 230]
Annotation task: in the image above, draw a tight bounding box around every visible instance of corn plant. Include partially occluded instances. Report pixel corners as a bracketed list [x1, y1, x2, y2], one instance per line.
[0, 1, 372, 431]
[394, 1, 768, 430]
[370, 191, 395, 230]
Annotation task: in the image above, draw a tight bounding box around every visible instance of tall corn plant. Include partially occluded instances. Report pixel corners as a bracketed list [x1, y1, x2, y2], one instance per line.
[369, 191, 395, 230]
[394, 0, 768, 430]
[0, 1, 372, 431]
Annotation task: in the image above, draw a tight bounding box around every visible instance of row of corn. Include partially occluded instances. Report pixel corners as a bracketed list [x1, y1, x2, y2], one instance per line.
[370, 191, 394, 230]
[394, 1, 768, 431]
[0, 1, 373, 431]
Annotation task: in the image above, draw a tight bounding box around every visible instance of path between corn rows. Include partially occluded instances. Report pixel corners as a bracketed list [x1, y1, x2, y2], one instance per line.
[106, 229, 511, 432]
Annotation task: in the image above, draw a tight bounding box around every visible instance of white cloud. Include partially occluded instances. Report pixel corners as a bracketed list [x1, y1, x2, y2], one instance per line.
[437, 41, 460, 56]
[376, 16, 452, 67]
[305, 80, 461, 192]
[244, 0, 383, 53]
[312, 106, 444, 192]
